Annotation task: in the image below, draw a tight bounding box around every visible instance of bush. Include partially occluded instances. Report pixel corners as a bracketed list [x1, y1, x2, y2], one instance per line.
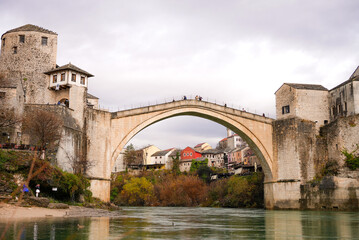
[117, 177, 155, 206]
[190, 159, 208, 172]
[196, 165, 213, 183]
[342, 147, 359, 170]
[206, 172, 264, 208]
[206, 178, 228, 207]
[155, 175, 208, 206]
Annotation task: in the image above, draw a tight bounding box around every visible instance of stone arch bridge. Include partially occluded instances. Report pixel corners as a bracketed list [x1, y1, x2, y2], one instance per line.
[86, 99, 303, 209]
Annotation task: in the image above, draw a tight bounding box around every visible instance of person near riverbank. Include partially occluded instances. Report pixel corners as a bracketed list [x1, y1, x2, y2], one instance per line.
[35, 184, 40, 197]
[22, 184, 29, 196]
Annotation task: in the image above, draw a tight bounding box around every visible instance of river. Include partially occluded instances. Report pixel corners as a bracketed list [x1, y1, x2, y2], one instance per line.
[1, 207, 359, 239]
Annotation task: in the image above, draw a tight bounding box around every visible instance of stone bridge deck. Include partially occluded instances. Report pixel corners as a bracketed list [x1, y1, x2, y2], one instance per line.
[111, 99, 274, 124]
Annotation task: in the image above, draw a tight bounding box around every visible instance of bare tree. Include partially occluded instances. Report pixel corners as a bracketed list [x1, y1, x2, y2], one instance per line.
[22, 108, 63, 150]
[0, 107, 21, 130]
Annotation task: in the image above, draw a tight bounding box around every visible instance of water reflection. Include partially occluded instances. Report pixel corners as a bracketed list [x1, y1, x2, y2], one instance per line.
[0, 208, 358, 239]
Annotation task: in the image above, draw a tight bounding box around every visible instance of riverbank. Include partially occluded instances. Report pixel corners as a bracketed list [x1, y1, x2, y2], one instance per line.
[0, 202, 122, 220]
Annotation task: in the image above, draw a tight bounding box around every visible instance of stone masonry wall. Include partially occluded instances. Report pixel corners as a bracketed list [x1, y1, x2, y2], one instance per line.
[24, 104, 83, 172]
[296, 89, 329, 127]
[273, 115, 359, 210]
[0, 30, 57, 105]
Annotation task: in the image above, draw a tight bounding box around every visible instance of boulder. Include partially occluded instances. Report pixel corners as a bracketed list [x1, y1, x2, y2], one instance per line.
[48, 203, 69, 209]
[27, 197, 50, 207]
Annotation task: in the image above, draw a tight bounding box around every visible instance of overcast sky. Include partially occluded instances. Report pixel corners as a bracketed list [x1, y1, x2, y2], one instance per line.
[1, 0, 359, 150]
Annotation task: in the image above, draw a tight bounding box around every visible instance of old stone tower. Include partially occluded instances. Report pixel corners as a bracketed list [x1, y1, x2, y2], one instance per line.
[0, 24, 97, 171]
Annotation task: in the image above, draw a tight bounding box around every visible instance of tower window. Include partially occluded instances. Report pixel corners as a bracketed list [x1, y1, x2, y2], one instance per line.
[282, 105, 290, 114]
[13, 46, 17, 54]
[80, 76, 85, 85]
[71, 73, 76, 82]
[61, 73, 65, 82]
[19, 35, 25, 43]
[2, 38, 5, 47]
[41, 37, 48, 46]
[53, 75, 57, 83]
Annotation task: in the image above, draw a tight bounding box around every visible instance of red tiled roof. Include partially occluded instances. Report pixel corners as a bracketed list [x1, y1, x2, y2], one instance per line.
[194, 143, 205, 148]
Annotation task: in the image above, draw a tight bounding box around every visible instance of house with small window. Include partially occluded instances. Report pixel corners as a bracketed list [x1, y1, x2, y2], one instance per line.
[181, 146, 202, 160]
[275, 83, 329, 126]
[149, 148, 176, 170]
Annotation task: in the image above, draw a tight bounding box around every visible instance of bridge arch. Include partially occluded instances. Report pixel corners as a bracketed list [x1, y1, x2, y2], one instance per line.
[110, 101, 274, 180]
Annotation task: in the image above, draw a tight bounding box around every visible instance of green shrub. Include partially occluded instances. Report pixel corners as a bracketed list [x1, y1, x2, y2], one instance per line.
[342, 146, 359, 170]
[190, 159, 208, 172]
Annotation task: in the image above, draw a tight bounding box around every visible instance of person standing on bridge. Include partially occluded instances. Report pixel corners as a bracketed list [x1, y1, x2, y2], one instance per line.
[195, 95, 199, 100]
[183, 96, 187, 100]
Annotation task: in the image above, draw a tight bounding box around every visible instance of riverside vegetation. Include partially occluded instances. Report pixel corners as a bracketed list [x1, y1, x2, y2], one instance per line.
[0, 149, 92, 203]
[110, 163, 264, 208]
[1, 149, 264, 208]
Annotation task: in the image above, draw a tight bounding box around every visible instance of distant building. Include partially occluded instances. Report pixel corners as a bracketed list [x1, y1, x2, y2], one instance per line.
[149, 148, 176, 170]
[202, 148, 224, 168]
[129, 145, 160, 169]
[112, 148, 126, 172]
[181, 146, 202, 160]
[227, 134, 245, 149]
[193, 142, 212, 152]
[179, 159, 192, 172]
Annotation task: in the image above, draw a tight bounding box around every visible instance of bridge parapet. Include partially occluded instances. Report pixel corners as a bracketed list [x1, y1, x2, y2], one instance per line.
[111, 100, 274, 124]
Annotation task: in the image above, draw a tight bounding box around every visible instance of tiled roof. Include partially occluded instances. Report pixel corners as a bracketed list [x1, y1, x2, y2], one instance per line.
[87, 93, 99, 99]
[330, 75, 359, 91]
[169, 149, 182, 157]
[194, 142, 205, 148]
[201, 148, 221, 154]
[152, 148, 174, 157]
[350, 66, 359, 78]
[44, 63, 94, 77]
[285, 83, 328, 91]
[220, 137, 227, 142]
[3, 24, 57, 37]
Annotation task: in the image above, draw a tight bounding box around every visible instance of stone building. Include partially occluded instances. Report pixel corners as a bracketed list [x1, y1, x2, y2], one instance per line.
[275, 83, 329, 127]
[329, 67, 359, 121]
[128, 145, 160, 169]
[0, 24, 97, 172]
[193, 142, 212, 152]
[276, 67, 359, 127]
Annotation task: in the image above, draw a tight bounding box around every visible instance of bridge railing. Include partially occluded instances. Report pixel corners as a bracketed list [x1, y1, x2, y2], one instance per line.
[98, 95, 273, 118]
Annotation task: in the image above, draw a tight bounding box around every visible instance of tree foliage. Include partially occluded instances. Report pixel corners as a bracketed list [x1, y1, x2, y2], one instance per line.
[171, 151, 181, 175]
[124, 144, 137, 168]
[119, 177, 155, 206]
[190, 158, 208, 172]
[0, 107, 21, 131]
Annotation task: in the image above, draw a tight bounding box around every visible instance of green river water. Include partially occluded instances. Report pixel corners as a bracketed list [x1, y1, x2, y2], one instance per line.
[1, 207, 359, 239]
